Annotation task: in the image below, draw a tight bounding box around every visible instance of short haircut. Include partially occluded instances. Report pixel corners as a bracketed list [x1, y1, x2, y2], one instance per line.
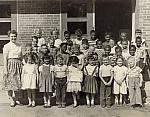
[69, 56, 79, 64]
[67, 40, 73, 46]
[104, 45, 111, 51]
[41, 44, 48, 47]
[42, 55, 50, 61]
[64, 31, 70, 36]
[115, 46, 122, 52]
[90, 30, 96, 34]
[96, 39, 102, 45]
[129, 45, 136, 51]
[135, 29, 142, 33]
[56, 54, 63, 60]
[32, 36, 38, 40]
[8, 30, 17, 37]
[82, 39, 89, 45]
[60, 42, 67, 47]
[75, 29, 82, 36]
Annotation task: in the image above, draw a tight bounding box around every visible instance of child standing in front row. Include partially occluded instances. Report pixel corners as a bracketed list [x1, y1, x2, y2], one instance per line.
[53, 54, 68, 108]
[83, 54, 98, 107]
[113, 57, 128, 105]
[127, 56, 143, 108]
[67, 56, 83, 108]
[39, 55, 54, 108]
[99, 55, 113, 108]
[21, 54, 39, 107]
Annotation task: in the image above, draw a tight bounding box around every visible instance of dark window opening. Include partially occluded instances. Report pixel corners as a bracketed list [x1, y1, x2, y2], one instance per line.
[67, 22, 87, 34]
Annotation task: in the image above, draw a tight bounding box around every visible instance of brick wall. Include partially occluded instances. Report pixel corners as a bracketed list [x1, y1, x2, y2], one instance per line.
[135, 0, 150, 48]
[17, 0, 60, 52]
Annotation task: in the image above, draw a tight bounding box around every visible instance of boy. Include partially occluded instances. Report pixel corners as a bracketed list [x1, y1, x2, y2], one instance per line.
[99, 55, 113, 108]
[88, 30, 97, 47]
[53, 54, 68, 108]
[57, 42, 70, 65]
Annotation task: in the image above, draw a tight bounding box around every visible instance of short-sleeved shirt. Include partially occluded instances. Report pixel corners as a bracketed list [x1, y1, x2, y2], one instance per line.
[68, 66, 83, 82]
[113, 66, 128, 82]
[54, 39, 62, 48]
[53, 65, 68, 78]
[39, 64, 53, 72]
[95, 48, 105, 60]
[38, 37, 45, 47]
[127, 66, 142, 78]
[3, 42, 22, 59]
[83, 65, 98, 77]
[99, 64, 113, 77]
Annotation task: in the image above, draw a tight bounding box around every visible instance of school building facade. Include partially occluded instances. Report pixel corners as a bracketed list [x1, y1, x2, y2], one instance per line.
[0, 0, 149, 54]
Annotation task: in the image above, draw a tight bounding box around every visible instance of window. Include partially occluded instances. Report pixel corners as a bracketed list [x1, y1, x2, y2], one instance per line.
[0, 4, 11, 36]
[67, 22, 87, 34]
[67, 3, 87, 18]
[66, 2, 88, 35]
[0, 4, 11, 53]
[61, 0, 94, 38]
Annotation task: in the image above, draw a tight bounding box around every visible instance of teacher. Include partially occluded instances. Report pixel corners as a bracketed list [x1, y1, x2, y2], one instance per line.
[3, 30, 22, 107]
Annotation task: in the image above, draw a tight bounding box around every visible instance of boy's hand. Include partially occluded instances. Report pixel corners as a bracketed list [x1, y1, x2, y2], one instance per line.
[140, 82, 143, 87]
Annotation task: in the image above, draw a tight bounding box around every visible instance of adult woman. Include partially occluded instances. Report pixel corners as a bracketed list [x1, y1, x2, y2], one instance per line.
[3, 30, 22, 107]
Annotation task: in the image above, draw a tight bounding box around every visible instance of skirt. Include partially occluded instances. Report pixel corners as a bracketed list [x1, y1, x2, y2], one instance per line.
[3, 58, 22, 91]
[67, 81, 81, 92]
[82, 75, 98, 94]
[22, 74, 37, 90]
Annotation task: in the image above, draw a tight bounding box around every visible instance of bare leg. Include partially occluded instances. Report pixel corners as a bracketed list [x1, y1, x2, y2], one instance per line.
[8, 90, 15, 106]
[27, 89, 32, 106]
[43, 92, 47, 107]
[86, 93, 90, 107]
[120, 94, 123, 105]
[47, 93, 51, 107]
[91, 94, 95, 107]
[31, 89, 36, 107]
[72, 92, 77, 107]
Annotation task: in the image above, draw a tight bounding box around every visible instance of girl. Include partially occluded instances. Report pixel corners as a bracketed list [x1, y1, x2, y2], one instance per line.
[21, 54, 39, 107]
[99, 55, 113, 108]
[113, 57, 128, 105]
[71, 44, 84, 70]
[53, 54, 68, 108]
[83, 53, 98, 107]
[74, 29, 83, 45]
[67, 56, 83, 107]
[127, 56, 143, 108]
[23, 44, 38, 65]
[39, 55, 54, 108]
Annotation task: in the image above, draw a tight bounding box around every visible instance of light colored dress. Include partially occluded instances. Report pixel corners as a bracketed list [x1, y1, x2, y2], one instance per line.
[22, 64, 38, 89]
[67, 66, 83, 92]
[113, 66, 128, 94]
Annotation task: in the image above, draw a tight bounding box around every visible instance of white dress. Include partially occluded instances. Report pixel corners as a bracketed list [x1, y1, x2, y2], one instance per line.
[67, 66, 83, 92]
[113, 66, 128, 94]
[22, 64, 38, 89]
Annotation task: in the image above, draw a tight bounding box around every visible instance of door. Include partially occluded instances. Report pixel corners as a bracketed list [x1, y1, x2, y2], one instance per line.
[95, 0, 132, 42]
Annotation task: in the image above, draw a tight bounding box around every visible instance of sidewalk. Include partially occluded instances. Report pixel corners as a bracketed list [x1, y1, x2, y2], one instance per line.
[0, 66, 9, 105]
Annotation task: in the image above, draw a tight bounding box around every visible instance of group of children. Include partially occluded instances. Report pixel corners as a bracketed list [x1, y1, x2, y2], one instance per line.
[20, 28, 147, 109]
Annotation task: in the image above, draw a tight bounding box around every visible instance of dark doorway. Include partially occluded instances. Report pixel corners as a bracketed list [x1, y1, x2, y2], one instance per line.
[95, 0, 132, 42]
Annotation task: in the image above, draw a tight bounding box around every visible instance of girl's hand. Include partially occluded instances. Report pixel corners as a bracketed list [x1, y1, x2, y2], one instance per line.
[4, 68, 8, 75]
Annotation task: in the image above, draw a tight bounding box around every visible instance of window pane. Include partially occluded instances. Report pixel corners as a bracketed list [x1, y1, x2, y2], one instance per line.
[0, 40, 9, 53]
[67, 3, 87, 18]
[0, 22, 11, 35]
[67, 22, 87, 34]
[0, 4, 11, 18]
